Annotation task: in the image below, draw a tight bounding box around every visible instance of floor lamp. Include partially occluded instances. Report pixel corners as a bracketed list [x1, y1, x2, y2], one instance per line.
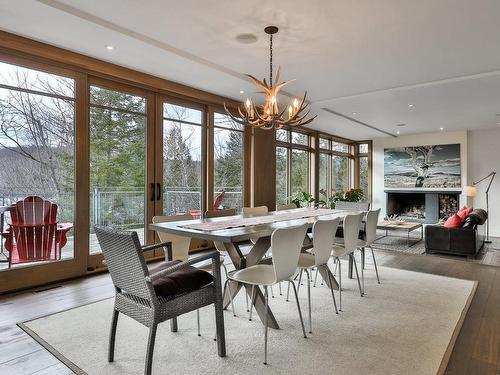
[462, 171, 496, 243]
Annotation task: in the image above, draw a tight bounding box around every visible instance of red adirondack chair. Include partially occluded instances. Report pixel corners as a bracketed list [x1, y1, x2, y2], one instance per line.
[213, 190, 225, 210]
[1, 196, 73, 268]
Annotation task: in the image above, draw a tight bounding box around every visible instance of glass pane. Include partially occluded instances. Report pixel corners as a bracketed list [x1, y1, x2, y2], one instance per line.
[90, 86, 145, 113]
[214, 126, 243, 211]
[292, 131, 308, 145]
[163, 103, 202, 124]
[276, 147, 288, 204]
[359, 143, 369, 153]
[291, 149, 308, 198]
[0, 72, 75, 270]
[359, 156, 369, 201]
[163, 114, 202, 216]
[214, 112, 243, 131]
[332, 155, 349, 193]
[89, 89, 146, 254]
[276, 129, 288, 142]
[0, 61, 75, 98]
[319, 153, 329, 203]
[333, 142, 349, 153]
[319, 138, 329, 149]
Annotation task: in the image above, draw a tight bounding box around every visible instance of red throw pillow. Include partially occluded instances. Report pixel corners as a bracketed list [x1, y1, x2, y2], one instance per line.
[457, 206, 473, 220]
[444, 213, 465, 228]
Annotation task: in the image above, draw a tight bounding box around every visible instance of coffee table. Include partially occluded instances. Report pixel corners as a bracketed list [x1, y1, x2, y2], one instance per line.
[375, 220, 423, 247]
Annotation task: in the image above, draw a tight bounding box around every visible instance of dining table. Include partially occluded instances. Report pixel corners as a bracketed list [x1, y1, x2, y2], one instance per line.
[149, 207, 361, 329]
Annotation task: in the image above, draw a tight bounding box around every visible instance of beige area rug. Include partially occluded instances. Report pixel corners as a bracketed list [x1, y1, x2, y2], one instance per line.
[19, 266, 476, 375]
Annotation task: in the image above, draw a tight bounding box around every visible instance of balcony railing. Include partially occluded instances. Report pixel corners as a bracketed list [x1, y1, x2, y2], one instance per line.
[0, 187, 243, 231]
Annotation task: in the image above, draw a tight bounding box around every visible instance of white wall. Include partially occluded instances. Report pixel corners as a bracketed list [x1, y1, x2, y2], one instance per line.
[467, 128, 500, 237]
[372, 131, 468, 219]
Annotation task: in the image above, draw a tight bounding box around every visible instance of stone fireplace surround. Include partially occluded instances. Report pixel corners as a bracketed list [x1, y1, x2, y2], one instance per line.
[386, 190, 460, 224]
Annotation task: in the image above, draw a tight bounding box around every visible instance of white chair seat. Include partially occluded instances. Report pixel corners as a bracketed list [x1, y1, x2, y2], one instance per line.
[228, 264, 276, 286]
[332, 244, 352, 258]
[297, 253, 315, 269]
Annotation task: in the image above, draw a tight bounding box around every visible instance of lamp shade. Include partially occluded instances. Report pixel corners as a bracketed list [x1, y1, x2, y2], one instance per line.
[462, 185, 477, 197]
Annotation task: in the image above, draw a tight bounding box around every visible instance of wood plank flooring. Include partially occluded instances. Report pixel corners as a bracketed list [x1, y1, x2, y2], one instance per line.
[0, 250, 498, 375]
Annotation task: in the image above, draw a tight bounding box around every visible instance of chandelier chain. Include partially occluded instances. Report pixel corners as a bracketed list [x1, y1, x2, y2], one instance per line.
[269, 33, 273, 86]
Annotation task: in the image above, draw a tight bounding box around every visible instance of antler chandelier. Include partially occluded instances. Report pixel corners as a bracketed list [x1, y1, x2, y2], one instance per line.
[224, 26, 316, 130]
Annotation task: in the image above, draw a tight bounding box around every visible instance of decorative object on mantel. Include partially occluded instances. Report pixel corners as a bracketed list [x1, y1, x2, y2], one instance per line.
[223, 26, 316, 130]
[384, 215, 406, 225]
[384, 144, 461, 188]
[462, 171, 496, 243]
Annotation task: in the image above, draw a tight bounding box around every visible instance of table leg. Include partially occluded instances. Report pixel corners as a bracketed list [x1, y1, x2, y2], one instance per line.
[348, 255, 353, 279]
[216, 238, 279, 329]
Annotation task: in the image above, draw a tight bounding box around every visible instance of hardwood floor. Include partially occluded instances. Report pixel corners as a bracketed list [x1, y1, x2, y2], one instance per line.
[0, 250, 498, 375]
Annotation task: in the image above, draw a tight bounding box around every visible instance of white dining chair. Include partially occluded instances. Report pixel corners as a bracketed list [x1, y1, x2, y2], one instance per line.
[276, 203, 297, 211]
[152, 214, 234, 335]
[242, 205, 269, 216]
[357, 208, 381, 294]
[296, 217, 341, 333]
[227, 224, 308, 365]
[332, 213, 364, 310]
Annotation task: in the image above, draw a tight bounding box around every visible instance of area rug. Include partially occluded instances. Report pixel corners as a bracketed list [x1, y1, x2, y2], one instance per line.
[19, 266, 476, 375]
[371, 229, 426, 254]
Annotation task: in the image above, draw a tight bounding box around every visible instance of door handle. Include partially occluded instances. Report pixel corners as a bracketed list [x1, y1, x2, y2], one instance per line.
[156, 183, 161, 201]
[150, 183, 155, 201]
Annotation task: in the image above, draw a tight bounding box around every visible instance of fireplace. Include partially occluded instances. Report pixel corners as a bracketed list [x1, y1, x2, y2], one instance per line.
[386, 190, 460, 224]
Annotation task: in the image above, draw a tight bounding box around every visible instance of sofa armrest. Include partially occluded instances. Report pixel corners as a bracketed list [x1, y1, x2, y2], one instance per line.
[425, 225, 450, 251]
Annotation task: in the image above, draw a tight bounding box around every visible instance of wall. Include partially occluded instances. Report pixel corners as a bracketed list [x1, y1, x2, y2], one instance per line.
[467, 128, 500, 237]
[372, 131, 468, 219]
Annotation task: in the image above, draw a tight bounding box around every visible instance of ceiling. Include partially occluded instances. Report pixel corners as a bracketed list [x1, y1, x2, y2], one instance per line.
[1, 0, 500, 140]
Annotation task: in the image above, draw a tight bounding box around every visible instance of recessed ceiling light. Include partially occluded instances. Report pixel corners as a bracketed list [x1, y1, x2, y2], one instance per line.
[408, 104, 414, 108]
[236, 33, 258, 44]
[396, 130, 400, 135]
[239, 90, 245, 94]
[440, 127, 444, 131]
[352, 112, 357, 116]
[497, 122, 500, 125]
[105, 45, 114, 51]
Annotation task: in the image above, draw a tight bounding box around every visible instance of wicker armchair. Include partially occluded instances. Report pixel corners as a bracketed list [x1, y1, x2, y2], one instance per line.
[94, 226, 226, 375]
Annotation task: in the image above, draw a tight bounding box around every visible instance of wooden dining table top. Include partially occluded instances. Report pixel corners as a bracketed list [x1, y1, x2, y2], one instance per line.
[149, 207, 362, 243]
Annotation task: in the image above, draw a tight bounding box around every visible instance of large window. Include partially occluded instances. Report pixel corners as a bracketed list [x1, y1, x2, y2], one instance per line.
[213, 112, 244, 211]
[275, 129, 311, 204]
[89, 84, 146, 254]
[0, 61, 76, 269]
[162, 102, 203, 216]
[357, 142, 371, 202]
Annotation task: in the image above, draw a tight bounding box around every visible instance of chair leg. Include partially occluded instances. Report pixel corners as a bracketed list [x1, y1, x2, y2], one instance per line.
[246, 291, 250, 312]
[223, 279, 236, 317]
[361, 248, 365, 295]
[222, 264, 236, 315]
[297, 269, 304, 294]
[313, 267, 319, 287]
[371, 246, 381, 284]
[286, 280, 291, 302]
[263, 286, 269, 365]
[145, 323, 157, 375]
[350, 253, 363, 297]
[305, 269, 312, 333]
[196, 309, 201, 336]
[279, 282, 282, 295]
[337, 258, 342, 311]
[332, 258, 338, 276]
[249, 285, 256, 321]
[270, 285, 275, 298]
[325, 265, 339, 314]
[290, 280, 307, 339]
[108, 309, 119, 362]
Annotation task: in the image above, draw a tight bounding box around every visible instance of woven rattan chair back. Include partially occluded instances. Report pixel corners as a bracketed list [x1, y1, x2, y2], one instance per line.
[94, 226, 154, 302]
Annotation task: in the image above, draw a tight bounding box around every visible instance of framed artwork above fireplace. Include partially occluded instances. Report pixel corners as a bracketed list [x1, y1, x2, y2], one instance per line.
[384, 143, 461, 189]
